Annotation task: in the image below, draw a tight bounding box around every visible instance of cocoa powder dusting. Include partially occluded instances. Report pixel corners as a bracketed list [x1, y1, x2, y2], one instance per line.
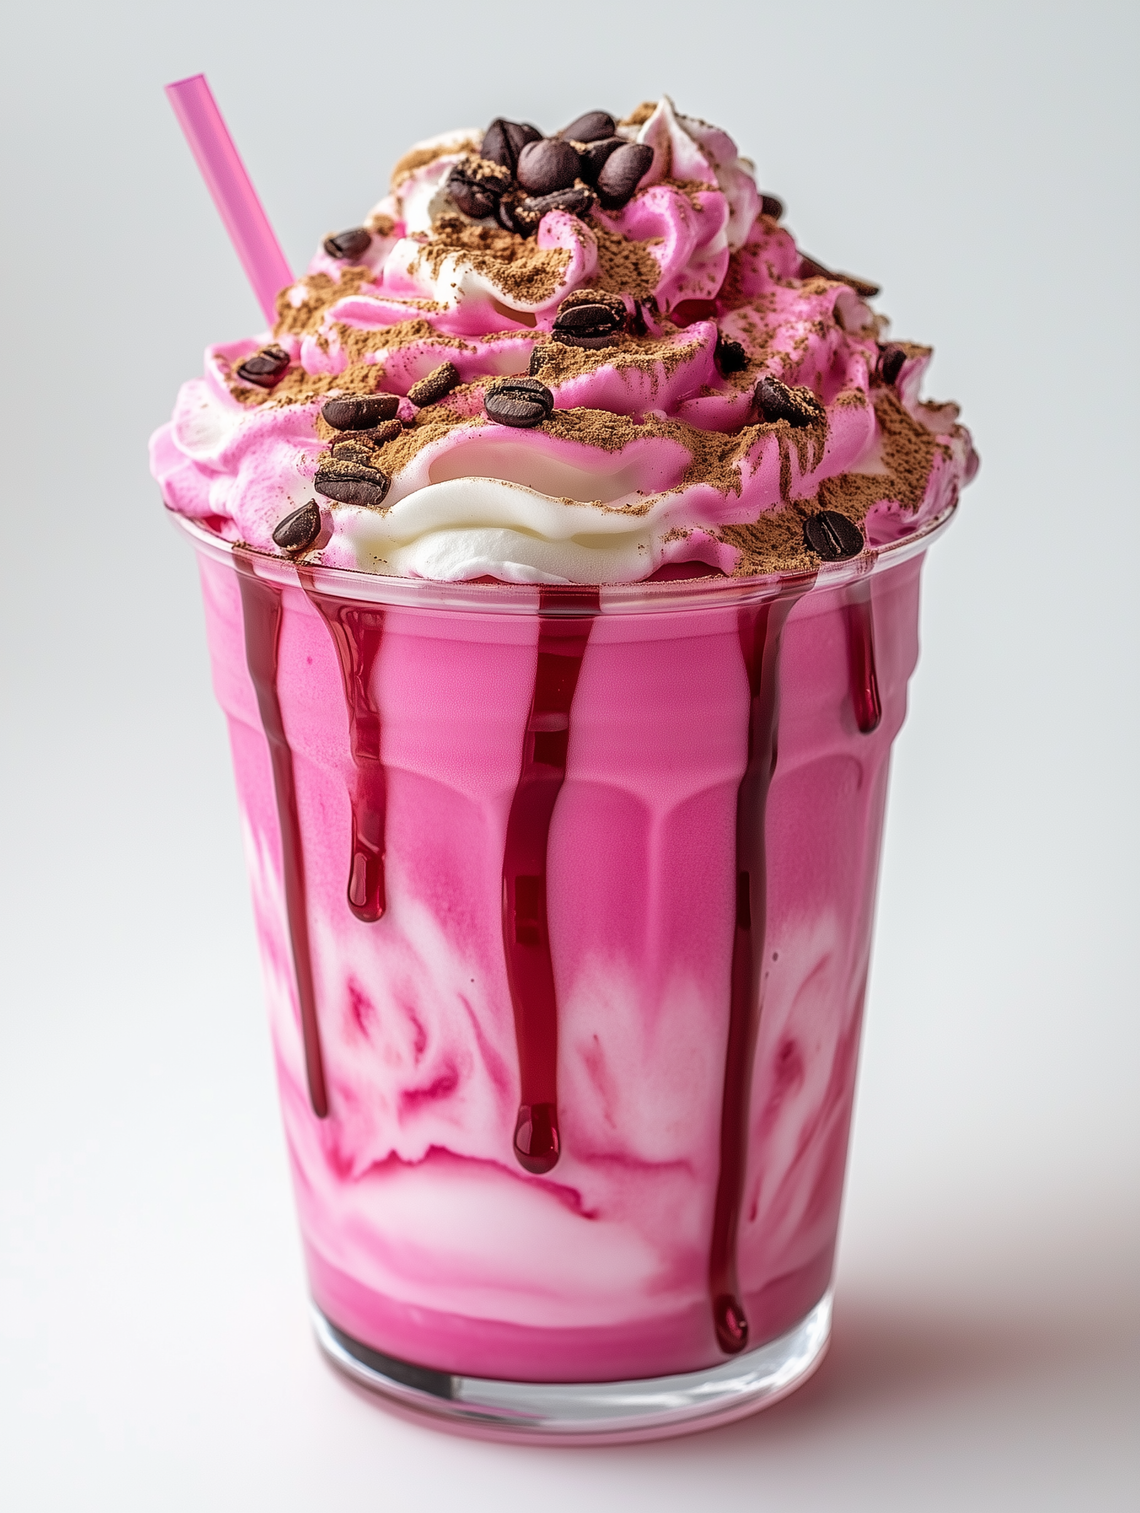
[533, 330, 701, 387]
[619, 102, 658, 128]
[722, 392, 942, 575]
[211, 103, 967, 582]
[275, 269, 374, 340]
[391, 137, 479, 190]
[589, 223, 662, 300]
[418, 215, 572, 304]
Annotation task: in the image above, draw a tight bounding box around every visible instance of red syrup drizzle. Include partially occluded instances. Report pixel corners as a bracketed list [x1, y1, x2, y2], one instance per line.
[234, 555, 329, 1118]
[708, 592, 801, 1354]
[298, 570, 388, 923]
[844, 579, 882, 734]
[502, 587, 599, 1175]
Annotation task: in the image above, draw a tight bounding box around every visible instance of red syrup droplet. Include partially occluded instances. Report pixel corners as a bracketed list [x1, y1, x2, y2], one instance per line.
[708, 591, 803, 1354]
[299, 570, 388, 923]
[845, 579, 881, 734]
[234, 554, 329, 1118]
[502, 588, 599, 1175]
[513, 1102, 560, 1175]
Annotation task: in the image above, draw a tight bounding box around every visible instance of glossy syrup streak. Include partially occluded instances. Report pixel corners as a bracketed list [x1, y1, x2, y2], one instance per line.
[235, 556, 329, 1118]
[708, 582, 881, 1353]
[299, 571, 388, 923]
[502, 588, 600, 1175]
[708, 595, 798, 1354]
[845, 579, 881, 734]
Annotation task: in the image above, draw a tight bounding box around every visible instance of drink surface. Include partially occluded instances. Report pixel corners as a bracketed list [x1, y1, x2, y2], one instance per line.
[160, 95, 974, 1395]
[197, 545, 923, 1381]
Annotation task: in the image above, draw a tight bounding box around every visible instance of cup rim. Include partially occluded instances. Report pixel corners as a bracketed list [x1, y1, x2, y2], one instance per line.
[171, 501, 957, 616]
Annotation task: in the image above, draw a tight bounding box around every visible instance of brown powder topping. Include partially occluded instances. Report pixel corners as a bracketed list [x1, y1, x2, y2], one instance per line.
[721, 391, 942, 575]
[204, 106, 971, 582]
[417, 215, 572, 305]
[274, 269, 374, 340]
[390, 136, 479, 190]
[540, 410, 759, 504]
[239, 361, 391, 412]
[366, 407, 477, 479]
[589, 222, 662, 300]
[619, 102, 658, 129]
[332, 315, 468, 368]
[531, 329, 702, 387]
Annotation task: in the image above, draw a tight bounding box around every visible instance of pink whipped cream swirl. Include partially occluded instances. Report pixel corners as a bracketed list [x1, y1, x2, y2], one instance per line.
[151, 98, 978, 585]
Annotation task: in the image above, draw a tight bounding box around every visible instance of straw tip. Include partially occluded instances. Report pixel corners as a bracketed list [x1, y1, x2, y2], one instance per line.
[165, 73, 207, 97]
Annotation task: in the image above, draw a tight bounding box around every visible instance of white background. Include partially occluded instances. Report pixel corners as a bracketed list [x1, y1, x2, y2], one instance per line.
[1, 1, 1137, 1507]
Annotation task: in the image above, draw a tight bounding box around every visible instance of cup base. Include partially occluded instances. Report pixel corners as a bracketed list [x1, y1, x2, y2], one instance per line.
[311, 1292, 831, 1444]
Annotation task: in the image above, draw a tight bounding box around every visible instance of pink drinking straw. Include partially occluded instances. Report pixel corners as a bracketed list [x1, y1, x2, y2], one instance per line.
[165, 73, 293, 325]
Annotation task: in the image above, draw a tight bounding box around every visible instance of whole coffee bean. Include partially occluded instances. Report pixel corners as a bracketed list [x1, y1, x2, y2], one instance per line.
[484, 378, 554, 428]
[839, 271, 880, 298]
[515, 185, 596, 230]
[877, 343, 908, 386]
[755, 376, 825, 427]
[715, 331, 749, 375]
[321, 394, 399, 430]
[800, 252, 880, 298]
[408, 361, 461, 407]
[578, 136, 625, 184]
[328, 421, 402, 451]
[272, 500, 322, 553]
[236, 345, 290, 388]
[314, 461, 391, 509]
[760, 193, 784, 221]
[596, 142, 654, 209]
[517, 138, 581, 195]
[552, 290, 626, 347]
[448, 164, 502, 219]
[560, 111, 617, 143]
[803, 510, 864, 561]
[505, 120, 542, 158]
[366, 418, 405, 445]
[329, 436, 376, 463]
[481, 118, 542, 172]
[323, 227, 372, 260]
[481, 118, 515, 169]
[496, 190, 526, 234]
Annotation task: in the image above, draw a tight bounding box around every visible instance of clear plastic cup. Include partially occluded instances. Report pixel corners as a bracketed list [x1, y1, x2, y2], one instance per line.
[180, 504, 953, 1443]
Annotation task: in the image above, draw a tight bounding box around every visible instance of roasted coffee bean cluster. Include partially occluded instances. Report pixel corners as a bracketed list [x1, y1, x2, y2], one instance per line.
[313, 392, 401, 510]
[448, 110, 654, 235]
[236, 345, 291, 389]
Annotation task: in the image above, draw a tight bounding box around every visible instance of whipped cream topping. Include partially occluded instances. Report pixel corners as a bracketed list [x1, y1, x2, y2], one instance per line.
[151, 98, 978, 584]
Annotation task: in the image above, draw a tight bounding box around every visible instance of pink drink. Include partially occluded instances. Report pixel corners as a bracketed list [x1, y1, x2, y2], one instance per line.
[187, 514, 942, 1423]
[157, 94, 977, 1436]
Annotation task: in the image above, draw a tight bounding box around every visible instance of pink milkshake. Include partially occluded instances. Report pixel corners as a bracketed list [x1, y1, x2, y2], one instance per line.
[154, 97, 976, 1440]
